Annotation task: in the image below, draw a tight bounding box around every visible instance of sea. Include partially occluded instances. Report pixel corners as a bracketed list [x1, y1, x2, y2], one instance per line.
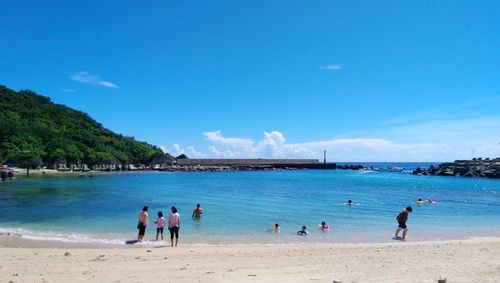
[1, 162, 499, 246]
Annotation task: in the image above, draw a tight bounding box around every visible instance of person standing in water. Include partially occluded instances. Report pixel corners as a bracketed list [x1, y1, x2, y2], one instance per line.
[153, 211, 165, 241]
[192, 203, 203, 219]
[395, 206, 413, 240]
[137, 206, 149, 242]
[168, 206, 181, 246]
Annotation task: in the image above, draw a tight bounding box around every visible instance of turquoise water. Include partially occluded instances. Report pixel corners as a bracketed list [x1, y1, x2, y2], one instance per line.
[1, 166, 499, 245]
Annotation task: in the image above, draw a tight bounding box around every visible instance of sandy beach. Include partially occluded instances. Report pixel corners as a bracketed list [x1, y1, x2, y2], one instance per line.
[1, 168, 91, 178]
[1, 237, 499, 283]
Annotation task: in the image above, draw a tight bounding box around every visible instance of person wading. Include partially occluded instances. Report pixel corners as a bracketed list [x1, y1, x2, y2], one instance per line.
[137, 206, 149, 242]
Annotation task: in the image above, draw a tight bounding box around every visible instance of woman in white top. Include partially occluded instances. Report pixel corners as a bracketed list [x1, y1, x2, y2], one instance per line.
[168, 206, 181, 246]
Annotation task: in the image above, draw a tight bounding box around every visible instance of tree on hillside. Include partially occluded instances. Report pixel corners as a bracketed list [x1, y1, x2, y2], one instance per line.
[0, 85, 171, 167]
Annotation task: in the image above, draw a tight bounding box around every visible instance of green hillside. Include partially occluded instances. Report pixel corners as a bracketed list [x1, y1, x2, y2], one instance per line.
[0, 85, 172, 167]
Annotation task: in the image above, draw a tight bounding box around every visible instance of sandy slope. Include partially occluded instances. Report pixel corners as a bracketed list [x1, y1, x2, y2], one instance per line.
[1, 238, 499, 283]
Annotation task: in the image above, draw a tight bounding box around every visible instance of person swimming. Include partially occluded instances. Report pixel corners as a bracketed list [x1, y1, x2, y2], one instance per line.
[318, 221, 330, 231]
[297, 226, 308, 236]
[416, 198, 425, 205]
[346, 199, 353, 206]
[268, 223, 281, 233]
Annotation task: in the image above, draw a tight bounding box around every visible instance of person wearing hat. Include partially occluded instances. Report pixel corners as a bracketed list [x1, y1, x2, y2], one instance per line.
[395, 206, 413, 240]
[137, 205, 149, 242]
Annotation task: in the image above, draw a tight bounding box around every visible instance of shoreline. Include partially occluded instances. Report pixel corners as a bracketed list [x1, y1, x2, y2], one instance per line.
[2, 226, 500, 249]
[1, 237, 499, 282]
[5, 162, 500, 179]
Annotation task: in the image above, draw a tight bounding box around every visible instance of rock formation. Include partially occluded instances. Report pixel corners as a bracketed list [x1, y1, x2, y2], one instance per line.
[412, 158, 500, 179]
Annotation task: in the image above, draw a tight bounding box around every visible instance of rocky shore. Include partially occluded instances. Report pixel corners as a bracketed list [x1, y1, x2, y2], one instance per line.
[336, 164, 365, 170]
[412, 158, 500, 179]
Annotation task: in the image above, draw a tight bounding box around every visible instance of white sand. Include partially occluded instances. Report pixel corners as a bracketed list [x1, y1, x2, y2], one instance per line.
[1, 237, 499, 282]
[10, 168, 93, 177]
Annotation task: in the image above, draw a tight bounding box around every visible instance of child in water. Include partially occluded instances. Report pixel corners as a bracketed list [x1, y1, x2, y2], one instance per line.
[271, 223, 281, 233]
[297, 226, 308, 236]
[395, 206, 412, 240]
[267, 223, 280, 233]
[153, 211, 165, 241]
[318, 221, 330, 231]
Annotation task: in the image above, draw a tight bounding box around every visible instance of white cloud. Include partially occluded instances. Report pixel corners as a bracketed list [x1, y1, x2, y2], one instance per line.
[164, 118, 500, 161]
[162, 144, 207, 158]
[200, 132, 469, 162]
[162, 111, 500, 161]
[319, 64, 343, 71]
[175, 131, 316, 159]
[70, 71, 119, 88]
[203, 130, 254, 148]
[207, 145, 239, 158]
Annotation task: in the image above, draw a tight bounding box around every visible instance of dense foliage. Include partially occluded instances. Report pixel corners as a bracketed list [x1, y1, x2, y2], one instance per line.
[0, 85, 171, 167]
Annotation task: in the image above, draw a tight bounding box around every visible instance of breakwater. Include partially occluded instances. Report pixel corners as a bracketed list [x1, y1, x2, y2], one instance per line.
[175, 158, 319, 166]
[161, 158, 337, 172]
[412, 158, 500, 179]
[1, 159, 338, 178]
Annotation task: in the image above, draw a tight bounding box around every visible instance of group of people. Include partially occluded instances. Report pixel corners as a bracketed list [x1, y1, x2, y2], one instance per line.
[137, 203, 201, 246]
[137, 201, 416, 243]
[274, 201, 415, 240]
[296, 224, 331, 235]
[269, 221, 330, 236]
[290, 200, 353, 236]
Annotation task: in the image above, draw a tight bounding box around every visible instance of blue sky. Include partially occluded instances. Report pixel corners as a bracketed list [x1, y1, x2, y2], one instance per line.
[1, 1, 499, 161]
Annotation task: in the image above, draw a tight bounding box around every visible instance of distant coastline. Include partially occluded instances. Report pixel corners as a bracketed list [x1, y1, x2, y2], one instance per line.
[2, 157, 499, 179]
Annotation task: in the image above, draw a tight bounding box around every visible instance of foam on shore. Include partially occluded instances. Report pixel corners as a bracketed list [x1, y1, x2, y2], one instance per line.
[2, 225, 500, 249]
